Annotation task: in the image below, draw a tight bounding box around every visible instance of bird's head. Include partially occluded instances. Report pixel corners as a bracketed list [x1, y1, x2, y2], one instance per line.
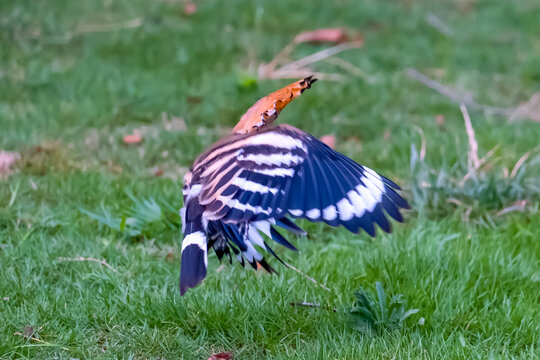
[232, 76, 317, 134]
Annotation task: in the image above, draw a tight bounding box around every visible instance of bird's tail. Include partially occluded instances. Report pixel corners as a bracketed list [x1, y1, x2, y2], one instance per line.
[179, 200, 208, 295]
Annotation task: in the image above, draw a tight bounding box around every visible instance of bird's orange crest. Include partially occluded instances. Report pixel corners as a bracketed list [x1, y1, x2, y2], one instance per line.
[232, 76, 317, 134]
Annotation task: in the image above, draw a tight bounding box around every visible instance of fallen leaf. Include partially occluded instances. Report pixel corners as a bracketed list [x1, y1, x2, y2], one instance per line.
[208, 352, 233, 360]
[295, 28, 348, 44]
[320, 135, 336, 149]
[0, 151, 20, 176]
[123, 134, 142, 144]
[184, 2, 197, 15]
[436, 114, 445, 127]
[186, 96, 203, 104]
[23, 326, 34, 337]
[148, 166, 164, 177]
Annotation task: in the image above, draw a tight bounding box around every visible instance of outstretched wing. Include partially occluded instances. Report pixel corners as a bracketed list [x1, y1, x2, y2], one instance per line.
[192, 124, 408, 235]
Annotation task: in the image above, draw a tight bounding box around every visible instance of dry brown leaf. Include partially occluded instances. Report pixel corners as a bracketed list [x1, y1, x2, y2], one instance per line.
[320, 135, 336, 149]
[148, 166, 164, 177]
[294, 28, 348, 44]
[23, 326, 34, 337]
[208, 352, 233, 360]
[186, 96, 203, 104]
[123, 134, 142, 144]
[184, 2, 197, 15]
[0, 151, 20, 176]
[436, 114, 445, 126]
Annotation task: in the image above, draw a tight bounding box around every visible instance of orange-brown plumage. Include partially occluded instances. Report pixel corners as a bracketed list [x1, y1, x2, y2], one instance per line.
[232, 76, 317, 134]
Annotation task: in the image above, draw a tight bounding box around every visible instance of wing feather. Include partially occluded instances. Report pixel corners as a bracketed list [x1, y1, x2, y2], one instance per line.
[191, 125, 408, 235]
[301, 156, 322, 220]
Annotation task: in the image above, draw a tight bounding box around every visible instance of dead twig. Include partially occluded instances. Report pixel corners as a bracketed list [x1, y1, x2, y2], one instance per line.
[496, 200, 527, 216]
[446, 198, 463, 206]
[459, 146, 498, 187]
[58, 257, 117, 272]
[508, 144, 540, 178]
[280, 41, 364, 72]
[425, 13, 454, 37]
[459, 104, 498, 187]
[465, 317, 476, 330]
[323, 57, 376, 84]
[457, 104, 500, 186]
[407, 68, 474, 103]
[14, 332, 69, 351]
[14, 332, 46, 343]
[406, 69, 514, 116]
[284, 262, 331, 292]
[262, 40, 297, 74]
[510, 152, 530, 178]
[460, 104, 480, 172]
[259, 41, 364, 82]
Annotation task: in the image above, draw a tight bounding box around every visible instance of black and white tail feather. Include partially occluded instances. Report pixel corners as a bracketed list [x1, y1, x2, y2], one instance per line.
[179, 124, 409, 295]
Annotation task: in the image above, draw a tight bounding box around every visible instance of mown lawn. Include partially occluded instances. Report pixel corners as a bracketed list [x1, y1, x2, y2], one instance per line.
[1, 0, 540, 359]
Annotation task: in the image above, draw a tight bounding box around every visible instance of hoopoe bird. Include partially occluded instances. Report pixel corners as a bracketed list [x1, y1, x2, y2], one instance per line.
[180, 76, 409, 295]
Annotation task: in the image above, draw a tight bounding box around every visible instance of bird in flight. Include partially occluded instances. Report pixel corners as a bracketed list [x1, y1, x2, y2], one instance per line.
[180, 76, 408, 295]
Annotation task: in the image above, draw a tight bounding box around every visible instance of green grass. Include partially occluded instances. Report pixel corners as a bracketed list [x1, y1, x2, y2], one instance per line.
[1, 0, 540, 358]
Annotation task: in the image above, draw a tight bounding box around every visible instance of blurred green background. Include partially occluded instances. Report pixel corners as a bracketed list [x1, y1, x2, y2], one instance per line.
[1, 0, 540, 359]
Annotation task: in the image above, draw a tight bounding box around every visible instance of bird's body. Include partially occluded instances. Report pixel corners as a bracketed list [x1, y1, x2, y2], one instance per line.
[179, 77, 408, 295]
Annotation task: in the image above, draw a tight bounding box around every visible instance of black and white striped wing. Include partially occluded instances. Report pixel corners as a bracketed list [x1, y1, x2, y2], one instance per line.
[195, 125, 408, 235]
